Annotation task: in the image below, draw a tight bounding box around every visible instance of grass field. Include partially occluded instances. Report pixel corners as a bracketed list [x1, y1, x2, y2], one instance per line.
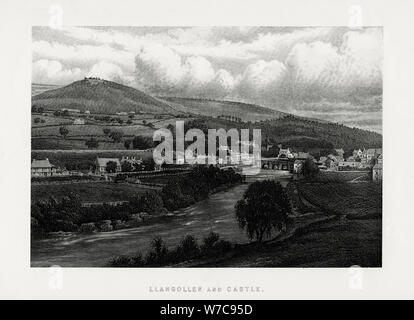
[31, 181, 151, 203]
[297, 182, 382, 217]
[315, 170, 371, 182]
[195, 218, 381, 267]
[31, 112, 172, 150]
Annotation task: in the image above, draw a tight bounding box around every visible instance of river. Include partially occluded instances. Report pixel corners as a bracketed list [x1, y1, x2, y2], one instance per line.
[31, 170, 292, 267]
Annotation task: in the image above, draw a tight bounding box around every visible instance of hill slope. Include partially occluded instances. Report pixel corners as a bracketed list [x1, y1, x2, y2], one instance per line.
[31, 79, 287, 121]
[158, 96, 286, 122]
[32, 78, 183, 115]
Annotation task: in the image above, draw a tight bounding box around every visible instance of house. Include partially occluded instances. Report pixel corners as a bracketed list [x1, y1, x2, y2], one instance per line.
[377, 154, 383, 164]
[31, 159, 57, 176]
[293, 160, 305, 174]
[353, 149, 363, 158]
[338, 161, 361, 170]
[278, 147, 294, 159]
[372, 163, 382, 181]
[73, 118, 85, 125]
[121, 156, 142, 168]
[297, 152, 310, 159]
[95, 157, 121, 173]
[360, 148, 382, 164]
[85, 110, 91, 115]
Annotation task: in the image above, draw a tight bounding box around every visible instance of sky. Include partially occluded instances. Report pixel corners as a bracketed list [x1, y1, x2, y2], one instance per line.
[32, 26, 383, 133]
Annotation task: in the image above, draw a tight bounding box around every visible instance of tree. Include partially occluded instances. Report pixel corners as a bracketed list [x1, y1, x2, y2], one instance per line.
[142, 157, 155, 171]
[121, 161, 133, 172]
[124, 139, 131, 150]
[131, 191, 164, 214]
[235, 180, 291, 243]
[109, 130, 123, 143]
[303, 157, 319, 179]
[103, 128, 111, 136]
[59, 126, 69, 139]
[85, 137, 99, 149]
[106, 161, 118, 173]
[132, 136, 153, 149]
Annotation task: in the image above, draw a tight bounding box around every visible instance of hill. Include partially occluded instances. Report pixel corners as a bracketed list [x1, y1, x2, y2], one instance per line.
[31, 79, 286, 121]
[186, 115, 382, 153]
[31, 80, 382, 152]
[32, 83, 63, 96]
[32, 78, 184, 115]
[158, 96, 287, 122]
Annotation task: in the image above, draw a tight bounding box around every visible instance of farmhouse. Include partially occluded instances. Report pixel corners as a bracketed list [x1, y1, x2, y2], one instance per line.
[31, 158, 57, 176]
[95, 157, 121, 173]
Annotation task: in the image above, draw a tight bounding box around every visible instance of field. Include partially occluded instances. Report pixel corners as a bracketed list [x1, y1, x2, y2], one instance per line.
[297, 181, 382, 218]
[31, 181, 153, 204]
[314, 170, 371, 182]
[31, 110, 187, 150]
[194, 218, 381, 267]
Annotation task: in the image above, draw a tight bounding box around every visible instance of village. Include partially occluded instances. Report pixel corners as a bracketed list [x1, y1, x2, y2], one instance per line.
[31, 143, 383, 182]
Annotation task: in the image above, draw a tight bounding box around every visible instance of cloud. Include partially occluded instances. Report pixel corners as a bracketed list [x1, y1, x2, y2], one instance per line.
[32, 59, 82, 84]
[32, 26, 383, 132]
[134, 44, 235, 97]
[87, 61, 134, 85]
[32, 40, 135, 73]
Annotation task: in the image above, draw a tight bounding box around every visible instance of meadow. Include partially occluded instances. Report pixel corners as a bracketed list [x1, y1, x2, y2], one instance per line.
[297, 181, 382, 218]
[31, 181, 152, 204]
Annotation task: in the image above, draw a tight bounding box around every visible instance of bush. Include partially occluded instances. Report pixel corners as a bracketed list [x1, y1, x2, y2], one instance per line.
[132, 136, 153, 149]
[175, 235, 200, 260]
[85, 137, 99, 149]
[79, 223, 97, 233]
[110, 255, 133, 267]
[109, 130, 123, 142]
[200, 232, 220, 255]
[145, 237, 169, 266]
[130, 192, 164, 214]
[97, 220, 113, 232]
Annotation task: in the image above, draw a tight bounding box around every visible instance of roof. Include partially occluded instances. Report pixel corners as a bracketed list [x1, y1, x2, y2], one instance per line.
[96, 158, 121, 166]
[297, 152, 310, 158]
[373, 163, 382, 170]
[366, 148, 376, 155]
[31, 159, 54, 168]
